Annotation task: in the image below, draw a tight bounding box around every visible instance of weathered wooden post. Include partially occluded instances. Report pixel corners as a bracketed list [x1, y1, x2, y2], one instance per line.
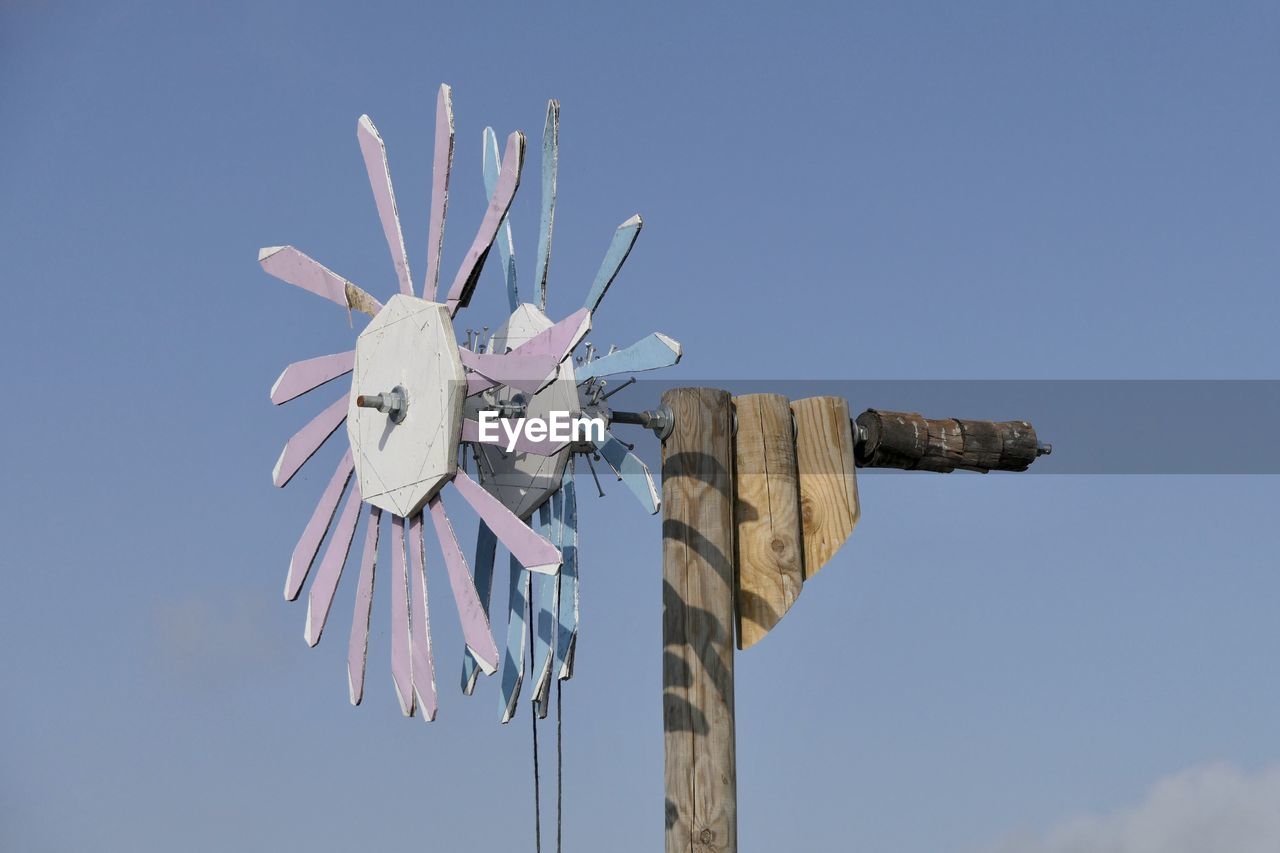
[662, 387, 738, 853]
[657, 389, 1049, 852]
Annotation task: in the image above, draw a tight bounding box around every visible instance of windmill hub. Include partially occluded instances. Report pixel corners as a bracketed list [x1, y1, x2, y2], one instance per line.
[346, 294, 465, 517]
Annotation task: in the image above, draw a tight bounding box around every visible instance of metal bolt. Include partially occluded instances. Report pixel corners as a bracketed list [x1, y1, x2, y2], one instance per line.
[356, 385, 408, 424]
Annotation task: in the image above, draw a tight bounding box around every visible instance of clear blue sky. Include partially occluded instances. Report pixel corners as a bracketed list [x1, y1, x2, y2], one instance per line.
[3, 2, 1280, 851]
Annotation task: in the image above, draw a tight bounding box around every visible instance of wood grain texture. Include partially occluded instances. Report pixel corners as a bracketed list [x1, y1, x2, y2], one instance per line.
[662, 387, 737, 853]
[854, 409, 1040, 473]
[732, 393, 804, 650]
[791, 396, 860, 579]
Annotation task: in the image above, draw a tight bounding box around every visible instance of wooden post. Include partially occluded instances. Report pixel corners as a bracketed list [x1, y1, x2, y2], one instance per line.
[662, 387, 737, 853]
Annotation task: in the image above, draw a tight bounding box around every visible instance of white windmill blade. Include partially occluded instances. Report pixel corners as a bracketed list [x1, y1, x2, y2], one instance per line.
[555, 463, 579, 681]
[284, 450, 354, 601]
[271, 350, 354, 405]
[389, 514, 415, 717]
[594, 429, 661, 514]
[445, 130, 526, 316]
[482, 127, 519, 312]
[461, 521, 498, 695]
[357, 115, 414, 296]
[498, 554, 529, 723]
[576, 332, 682, 381]
[272, 395, 347, 488]
[428, 496, 500, 674]
[346, 505, 380, 706]
[304, 483, 363, 647]
[451, 470, 561, 574]
[423, 84, 455, 300]
[582, 214, 643, 313]
[259, 246, 382, 317]
[534, 99, 559, 311]
[408, 513, 438, 722]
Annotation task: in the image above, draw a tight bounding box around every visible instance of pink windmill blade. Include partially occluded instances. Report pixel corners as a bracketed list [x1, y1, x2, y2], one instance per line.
[304, 482, 364, 646]
[428, 495, 500, 673]
[271, 351, 354, 405]
[423, 84, 455, 300]
[283, 450, 353, 601]
[388, 514, 415, 717]
[272, 395, 347, 488]
[408, 513, 437, 721]
[444, 131, 526, 316]
[451, 471, 561, 575]
[357, 115, 414, 296]
[459, 306, 591, 396]
[259, 246, 382, 317]
[346, 505, 380, 706]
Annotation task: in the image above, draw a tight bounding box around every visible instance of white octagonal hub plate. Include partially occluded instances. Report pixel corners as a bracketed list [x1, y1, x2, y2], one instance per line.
[347, 294, 464, 517]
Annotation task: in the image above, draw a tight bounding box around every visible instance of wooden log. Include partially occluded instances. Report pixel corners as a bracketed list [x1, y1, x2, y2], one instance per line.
[791, 396, 860, 579]
[662, 388, 737, 853]
[732, 393, 804, 650]
[854, 409, 1041, 473]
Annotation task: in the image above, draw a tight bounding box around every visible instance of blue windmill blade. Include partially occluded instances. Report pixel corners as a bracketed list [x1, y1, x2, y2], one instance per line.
[498, 552, 530, 723]
[555, 461, 579, 681]
[533, 100, 559, 312]
[461, 520, 498, 695]
[576, 332, 682, 381]
[482, 127, 520, 313]
[595, 429, 660, 514]
[530, 498, 560, 718]
[582, 215, 642, 313]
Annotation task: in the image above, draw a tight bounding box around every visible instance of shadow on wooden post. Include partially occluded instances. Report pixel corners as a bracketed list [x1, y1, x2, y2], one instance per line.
[662, 387, 737, 853]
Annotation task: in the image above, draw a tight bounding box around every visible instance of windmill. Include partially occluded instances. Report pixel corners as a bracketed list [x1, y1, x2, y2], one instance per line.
[259, 84, 1049, 852]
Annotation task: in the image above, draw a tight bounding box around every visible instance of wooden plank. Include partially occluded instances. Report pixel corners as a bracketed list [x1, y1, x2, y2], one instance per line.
[791, 396, 860, 579]
[732, 393, 803, 650]
[662, 387, 736, 853]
